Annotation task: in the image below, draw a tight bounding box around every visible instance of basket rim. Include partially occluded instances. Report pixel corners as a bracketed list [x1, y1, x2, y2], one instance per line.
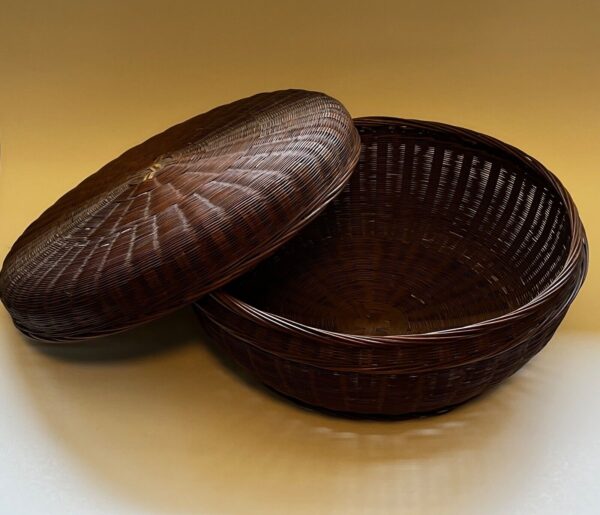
[205, 116, 588, 344]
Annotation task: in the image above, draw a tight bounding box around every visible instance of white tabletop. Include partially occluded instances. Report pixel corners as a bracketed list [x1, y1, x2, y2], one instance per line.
[1, 307, 598, 515]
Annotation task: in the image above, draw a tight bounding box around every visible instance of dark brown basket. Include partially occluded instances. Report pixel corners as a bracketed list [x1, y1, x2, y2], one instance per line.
[0, 90, 359, 342]
[195, 117, 588, 416]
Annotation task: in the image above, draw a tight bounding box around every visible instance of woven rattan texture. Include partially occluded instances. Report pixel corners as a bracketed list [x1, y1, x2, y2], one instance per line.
[0, 90, 360, 342]
[195, 117, 588, 416]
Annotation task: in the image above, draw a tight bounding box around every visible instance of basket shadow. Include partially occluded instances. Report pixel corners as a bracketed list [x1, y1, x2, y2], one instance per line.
[7, 307, 544, 514]
[27, 307, 195, 362]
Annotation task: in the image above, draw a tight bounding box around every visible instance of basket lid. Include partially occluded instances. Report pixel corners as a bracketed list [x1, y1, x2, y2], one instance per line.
[0, 90, 360, 342]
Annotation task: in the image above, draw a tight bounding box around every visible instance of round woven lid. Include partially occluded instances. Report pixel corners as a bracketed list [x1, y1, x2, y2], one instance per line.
[0, 90, 360, 342]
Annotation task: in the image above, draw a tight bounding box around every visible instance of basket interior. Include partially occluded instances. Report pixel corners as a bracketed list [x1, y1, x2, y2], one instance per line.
[226, 120, 572, 335]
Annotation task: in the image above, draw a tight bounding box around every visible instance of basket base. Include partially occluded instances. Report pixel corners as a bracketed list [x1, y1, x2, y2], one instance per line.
[263, 384, 479, 421]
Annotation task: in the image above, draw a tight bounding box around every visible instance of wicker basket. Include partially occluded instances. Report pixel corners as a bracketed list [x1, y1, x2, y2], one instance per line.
[0, 90, 359, 342]
[195, 117, 588, 416]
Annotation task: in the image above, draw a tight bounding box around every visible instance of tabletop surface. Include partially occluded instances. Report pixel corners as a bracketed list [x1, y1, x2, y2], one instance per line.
[1, 314, 599, 515]
[1, 1, 598, 513]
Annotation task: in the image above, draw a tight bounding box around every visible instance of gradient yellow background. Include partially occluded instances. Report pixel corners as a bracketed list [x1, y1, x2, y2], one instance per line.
[1, 2, 599, 514]
[0, 0, 597, 329]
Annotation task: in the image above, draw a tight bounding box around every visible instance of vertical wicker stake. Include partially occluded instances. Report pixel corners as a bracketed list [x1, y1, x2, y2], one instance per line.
[195, 117, 588, 417]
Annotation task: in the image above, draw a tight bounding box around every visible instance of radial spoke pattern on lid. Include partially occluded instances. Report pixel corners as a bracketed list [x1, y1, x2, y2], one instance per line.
[195, 117, 588, 416]
[0, 90, 360, 342]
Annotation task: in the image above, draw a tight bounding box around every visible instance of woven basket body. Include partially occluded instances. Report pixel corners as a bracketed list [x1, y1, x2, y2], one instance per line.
[0, 90, 359, 342]
[196, 117, 588, 416]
